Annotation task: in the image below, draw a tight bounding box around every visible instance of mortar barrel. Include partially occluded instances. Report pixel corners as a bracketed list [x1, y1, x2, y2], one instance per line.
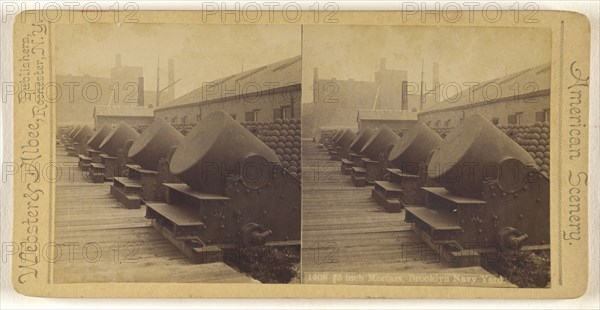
[170, 110, 280, 195]
[332, 129, 345, 144]
[87, 125, 113, 150]
[360, 126, 400, 161]
[349, 128, 374, 154]
[73, 125, 94, 143]
[428, 114, 534, 198]
[336, 130, 356, 150]
[69, 125, 82, 139]
[128, 118, 184, 170]
[388, 122, 442, 174]
[98, 122, 140, 157]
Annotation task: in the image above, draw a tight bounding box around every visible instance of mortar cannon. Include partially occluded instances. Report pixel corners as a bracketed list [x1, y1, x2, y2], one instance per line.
[146, 111, 301, 263]
[404, 114, 549, 266]
[68, 125, 82, 139]
[129, 118, 184, 171]
[88, 122, 140, 182]
[388, 122, 442, 175]
[99, 122, 140, 157]
[63, 125, 82, 151]
[110, 118, 185, 208]
[66, 125, 93, 156]
[428, 114, 534, 198]
[351, 127, 399, 187]
[341, 128, 374, 174]
[349, 128, 374, 155]
[327, 129, 350, 160]
[332, 129, 356, 161]
[73, 125, 94, 144]
[372, 122, 442, 212]
[80, 125, 112, 171]
[87, 125, 112, 150]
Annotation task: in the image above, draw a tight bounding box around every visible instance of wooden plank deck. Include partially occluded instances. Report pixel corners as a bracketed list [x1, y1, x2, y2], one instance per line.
[53, 149, 256, 284]
[301, 141, 512, 287]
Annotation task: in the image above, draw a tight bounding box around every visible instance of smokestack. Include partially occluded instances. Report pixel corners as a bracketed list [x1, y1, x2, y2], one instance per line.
[432, 62, 439, 89]
[137, 77, 144, 107]
[115, 54, 122, 68]
[380, 58, 386, 71]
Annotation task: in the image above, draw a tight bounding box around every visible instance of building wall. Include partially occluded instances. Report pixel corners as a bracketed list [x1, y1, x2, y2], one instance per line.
[154, 86, 301, 125]
[312, 79, 379, 132]
[94, 115, 154, 130]
[358, 119, 418, 132]
[56, 75, 113, 126]
[417, 93, 550, 128]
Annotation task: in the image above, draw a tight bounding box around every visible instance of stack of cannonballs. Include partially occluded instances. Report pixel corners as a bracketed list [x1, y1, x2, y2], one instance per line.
[427, 126, 452, 138]
[322, 129, 338, 142]
[132, 125, 149, 134]
[242, 118, 302, 180]
[392, 128, 409, 138]
[498, 122, 550, 178]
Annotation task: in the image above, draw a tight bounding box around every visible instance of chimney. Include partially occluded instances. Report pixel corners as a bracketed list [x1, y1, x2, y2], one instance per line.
[313, 67, 319, 81]
[380, 58, 386, 71]
[115, 54, 122, 68]
[137, 77, 144, 107]
[432, 62, 439, 88]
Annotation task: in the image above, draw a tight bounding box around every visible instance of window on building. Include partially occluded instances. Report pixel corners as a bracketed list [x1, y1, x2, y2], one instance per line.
[273, 108, 282, 120]
[444, 119, 451, 127]
[435, 120, 441, 127]
[508, 112, 524, 125]
[171, 116, 178, 123]
[282, 105, 292, 119]
[245, 109, 259, 122]
[516, 112, 523, 124]
[181, 116, 187, 124]
[492, 117, 499, 125]
[535, 109, 550, 122]
[196, 113, 202, 123]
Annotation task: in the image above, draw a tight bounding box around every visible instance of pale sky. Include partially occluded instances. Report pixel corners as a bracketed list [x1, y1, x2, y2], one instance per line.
[56, 23, 301, 98]
[301, 25, 551, 103]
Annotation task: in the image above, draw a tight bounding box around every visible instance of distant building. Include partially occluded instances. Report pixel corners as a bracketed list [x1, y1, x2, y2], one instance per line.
[357, 109, 418, 132]
[56, 54, 171, 126]
[418, 63, 551, 128]
[154, 56, 301, 125]
[93, 105, 154, 130]
[308, 58, 438, 137]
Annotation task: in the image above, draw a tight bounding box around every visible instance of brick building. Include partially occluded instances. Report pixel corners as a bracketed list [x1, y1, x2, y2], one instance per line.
[307, 58, 438, 138]
[417, 63, 551, 128]
[154, 56, 301, 125]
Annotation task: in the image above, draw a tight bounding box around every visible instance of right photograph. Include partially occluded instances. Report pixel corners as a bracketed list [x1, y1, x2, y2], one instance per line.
[301, 25, 552, 288]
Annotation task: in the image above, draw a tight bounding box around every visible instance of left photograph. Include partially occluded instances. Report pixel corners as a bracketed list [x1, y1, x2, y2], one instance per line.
[54, 23, 302, 284]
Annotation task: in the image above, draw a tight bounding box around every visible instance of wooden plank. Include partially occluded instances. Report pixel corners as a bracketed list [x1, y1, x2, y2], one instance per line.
[405, 206, 461, 231]
[301, 141, 503, 284]
[53, 152, 255, 284]
[422, 187, 487, 204]
[163, 183, 231, 201]
[146, 202, 205, 226]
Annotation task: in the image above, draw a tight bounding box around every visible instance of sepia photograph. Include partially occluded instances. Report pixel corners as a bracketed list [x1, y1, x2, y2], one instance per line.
[53, 22, 302, 284]
[6, 7, 593, 301]
[302, 25, 552, 288]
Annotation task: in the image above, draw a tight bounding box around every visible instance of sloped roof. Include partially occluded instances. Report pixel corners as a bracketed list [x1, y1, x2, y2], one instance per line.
[420, 62, 551, 114]
[357, 109, 418, 122]
[94, 105, 154, 118]
[156, 55, 301, 111]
